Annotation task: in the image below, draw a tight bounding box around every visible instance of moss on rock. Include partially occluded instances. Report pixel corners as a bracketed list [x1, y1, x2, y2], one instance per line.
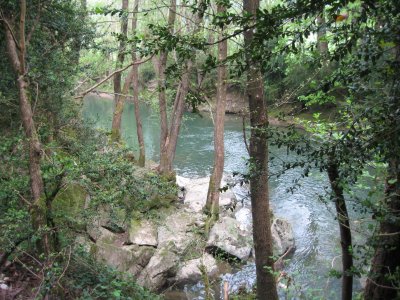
[52, 184, 87, 229]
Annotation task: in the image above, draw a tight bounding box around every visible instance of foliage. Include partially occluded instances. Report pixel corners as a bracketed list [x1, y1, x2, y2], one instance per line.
[2, 0, 400, 298]
[0, 134, 32, 253]
[66, 247, 160, 300]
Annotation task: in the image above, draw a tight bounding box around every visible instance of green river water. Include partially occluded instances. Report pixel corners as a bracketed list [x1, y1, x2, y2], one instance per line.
[83, 94, 366, 299]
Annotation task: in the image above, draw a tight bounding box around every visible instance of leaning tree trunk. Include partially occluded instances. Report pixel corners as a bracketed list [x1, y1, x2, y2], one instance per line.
[111, 67, 135, 142]
[158, 0, 205, 175]
[3, 0, 50, 255]
[113, 0, 129, 105]
[243, 0, 279, 299]
[131, 0, 145, 166]
[205, 2, 228, 232]
[157, 0, 176, 175]
[327, 160, 353, 300]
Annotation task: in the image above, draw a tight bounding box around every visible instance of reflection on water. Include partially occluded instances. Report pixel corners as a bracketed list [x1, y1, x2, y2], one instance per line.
[83, 95, 365, 299]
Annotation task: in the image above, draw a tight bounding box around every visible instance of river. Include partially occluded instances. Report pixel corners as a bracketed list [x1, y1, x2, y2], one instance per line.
[83, 94, 365, 299]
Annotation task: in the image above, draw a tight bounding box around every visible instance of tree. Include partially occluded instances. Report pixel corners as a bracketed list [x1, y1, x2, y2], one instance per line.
[131, 0, 145, 166]
[113, 0, 129, 105]
[205, 2, 228, 232]
[327, 159, 353, 300]
[316, 14, 328, 56]
[1, 0, 51, 255]
[243, 0, 279, 298]
[157, 0, 176, 175]
[157, 0, 205, 176]
[110, 0, 145, 161]
[364, 37, 400, 300]
[111, 0, 129, 141]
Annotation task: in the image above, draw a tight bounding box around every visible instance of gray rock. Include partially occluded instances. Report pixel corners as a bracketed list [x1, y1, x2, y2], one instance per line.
[87, 205, 127, 240]
[175, 253, 218, 283]
[177, 176, 236, 212]
[94, 228, 155, 274]
[125, 245, 156, 277]
[75, 235, 92, 252]
[137, 247, 179, 291]
[206, 216, 252, 261]
[129, 219, 158, 247]
[234, 207, 252, 232]
[271, 218, 295, 256]
[158, 211, 197, 254]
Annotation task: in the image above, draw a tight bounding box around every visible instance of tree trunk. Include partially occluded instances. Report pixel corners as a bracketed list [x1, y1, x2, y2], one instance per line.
[158, 0, 205, 175]
[157, 0, 176, 175]
[205, 2, 228, 231]
[113, 0, 129, 105]
[317, 15, 328, 55]
[131, 0, 145, 166]
[327, 161, 353, 300]
[243, 0, 279, 299]
[111, 0, 138, 143]
[111, 67, 134, 142]
[364, 41, 400, 300]
[243, 0, 278, 300]
[165, 66, 190, 166]
[364, 158, 400, 299]
[3, 0, 50, 255]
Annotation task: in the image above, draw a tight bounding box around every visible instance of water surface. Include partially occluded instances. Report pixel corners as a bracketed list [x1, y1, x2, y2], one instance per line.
[83, 95, 366, 299]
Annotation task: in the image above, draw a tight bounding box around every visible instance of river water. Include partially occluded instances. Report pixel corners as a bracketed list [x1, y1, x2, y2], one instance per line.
[83, 95, 365, 299]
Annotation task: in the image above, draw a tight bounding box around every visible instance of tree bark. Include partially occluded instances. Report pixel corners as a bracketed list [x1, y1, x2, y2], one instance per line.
[364, 158, 400, 299]
[157, 0, 176, 175]
[205, 2, 228, 231]
[364, 41, 400, 300]
[111, 67, 134, 142]
[317, 14, 328, 55]
[131, 0, 145, 166]
[327, 161, 353, 300]
[3, 0, 50, 255]
[111, 0, 141, 142]
[113, 0, 129, 105]
[158, 0, 205, 175]
[243, 0, 279, 299]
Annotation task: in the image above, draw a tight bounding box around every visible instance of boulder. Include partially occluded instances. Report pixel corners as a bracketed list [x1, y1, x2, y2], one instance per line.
[206, 214, 295, 261]
[94, 228, 155, 275]
[234, 207, 252, 232]
[271, 218, 295, 256]
[158, 211, 199, 254]
[206, 216, 252, 261]
[125, 245, 156, 277]
[137, 246, 179, 291]
[87, 205, 127, 240]
[129, 219, 158, 247]
[177, 176, 236, 212]
[52, 184, 87, 229]
[175, 253, 218, 283]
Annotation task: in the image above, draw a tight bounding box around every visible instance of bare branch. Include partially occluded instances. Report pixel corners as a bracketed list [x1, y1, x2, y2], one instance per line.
[74, 55, 154, 99]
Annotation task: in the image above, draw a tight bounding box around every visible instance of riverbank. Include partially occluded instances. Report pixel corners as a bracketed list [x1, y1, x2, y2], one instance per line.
[77, 172, 295, 295]
[82, 94, 351, 299]
[87, 90, 306, 130]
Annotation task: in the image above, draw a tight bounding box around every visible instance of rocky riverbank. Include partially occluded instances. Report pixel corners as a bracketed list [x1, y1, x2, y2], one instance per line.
[76, 175, 295, 293]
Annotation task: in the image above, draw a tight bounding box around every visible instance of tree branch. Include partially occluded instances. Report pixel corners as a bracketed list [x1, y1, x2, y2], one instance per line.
[0, 10, 21, 50]
[74, 55, 154, 99]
